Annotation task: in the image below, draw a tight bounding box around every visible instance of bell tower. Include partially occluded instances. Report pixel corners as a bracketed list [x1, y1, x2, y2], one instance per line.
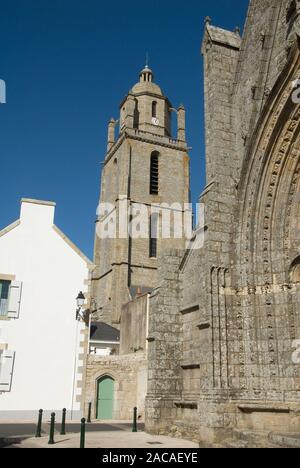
[119, 66, 173, 137]
[91, 66, 190, 325]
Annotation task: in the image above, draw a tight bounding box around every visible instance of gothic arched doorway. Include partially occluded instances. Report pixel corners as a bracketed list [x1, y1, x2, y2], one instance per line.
[96, 376, 115, 420]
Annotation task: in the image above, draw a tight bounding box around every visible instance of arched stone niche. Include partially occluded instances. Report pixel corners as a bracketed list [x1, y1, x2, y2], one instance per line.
[290, 256, 300, 282]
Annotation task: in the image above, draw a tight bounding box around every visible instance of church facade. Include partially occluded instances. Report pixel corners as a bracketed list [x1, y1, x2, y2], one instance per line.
[85, 0, 300, 447]
[145, 0, 300, 447]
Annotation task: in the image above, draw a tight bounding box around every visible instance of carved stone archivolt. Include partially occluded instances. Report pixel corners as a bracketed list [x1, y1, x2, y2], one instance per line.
[287, 0, 300, 50]
[230, 44, 300, 392]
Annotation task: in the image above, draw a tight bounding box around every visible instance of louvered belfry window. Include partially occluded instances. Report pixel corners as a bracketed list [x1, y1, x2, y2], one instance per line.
[152, 101, 157, 118]
[150, 152, 159, 195]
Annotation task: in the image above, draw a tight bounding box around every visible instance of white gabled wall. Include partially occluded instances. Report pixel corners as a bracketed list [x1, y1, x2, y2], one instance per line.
[0, 199, 91, 420]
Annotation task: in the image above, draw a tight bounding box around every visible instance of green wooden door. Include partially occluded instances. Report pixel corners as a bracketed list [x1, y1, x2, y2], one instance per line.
[97, 376, 115, 420]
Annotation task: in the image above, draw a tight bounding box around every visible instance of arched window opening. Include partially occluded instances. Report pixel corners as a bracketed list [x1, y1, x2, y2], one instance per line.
[133, 99, 139, 129]
[149, 213, 159, 258]
[152, 101, 157, 118]
[150, 152, 159, 195]
[290, 257, 300, 283]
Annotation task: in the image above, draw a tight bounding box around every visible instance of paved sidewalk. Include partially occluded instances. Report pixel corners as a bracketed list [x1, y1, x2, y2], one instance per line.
[0, 420, 144, 438]
[8, 431, 198, 449]
[1, 420, 199, 449]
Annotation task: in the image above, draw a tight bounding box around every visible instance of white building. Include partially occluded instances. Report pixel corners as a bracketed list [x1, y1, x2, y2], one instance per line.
[0, 199, 93, 420]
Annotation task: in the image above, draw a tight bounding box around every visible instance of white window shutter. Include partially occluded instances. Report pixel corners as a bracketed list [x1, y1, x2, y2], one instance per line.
[7, 281, 22, 319]
[0, 351, 15, 392]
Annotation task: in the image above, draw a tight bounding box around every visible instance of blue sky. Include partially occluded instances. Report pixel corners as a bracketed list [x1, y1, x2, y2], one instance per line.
[0, 0, 249, 259]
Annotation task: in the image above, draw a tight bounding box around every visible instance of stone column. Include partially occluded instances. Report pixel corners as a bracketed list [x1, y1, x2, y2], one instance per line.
[177, 105, 186, 142]
[125, 94, 135, 129]
[107, 118, 116, 151]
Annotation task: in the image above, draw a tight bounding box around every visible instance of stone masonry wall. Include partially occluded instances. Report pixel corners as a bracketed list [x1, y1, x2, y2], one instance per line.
[85, 353, 147, 421]
[120, 293, 148, 355]
[145, 250, 182, 435]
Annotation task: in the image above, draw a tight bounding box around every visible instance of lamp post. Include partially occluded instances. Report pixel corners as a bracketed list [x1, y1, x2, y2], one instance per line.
[71, 292, 86, 420]
[73, 292, 96, 420]
[76, 291, 85, 321]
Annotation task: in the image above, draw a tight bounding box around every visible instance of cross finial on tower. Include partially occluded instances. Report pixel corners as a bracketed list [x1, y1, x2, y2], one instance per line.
[145, 52, 150, 68]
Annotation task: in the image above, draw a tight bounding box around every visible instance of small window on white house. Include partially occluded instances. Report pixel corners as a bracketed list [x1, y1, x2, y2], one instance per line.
[0, 281, 22, 319]
[0, 350, 15, 392]
[0, 280, 10, 317]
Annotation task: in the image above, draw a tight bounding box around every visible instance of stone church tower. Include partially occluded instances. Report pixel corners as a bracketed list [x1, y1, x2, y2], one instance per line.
[91, 66, 190, 325]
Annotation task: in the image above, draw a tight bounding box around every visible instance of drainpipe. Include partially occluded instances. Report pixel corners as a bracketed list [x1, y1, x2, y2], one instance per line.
[71, 318, 80, 420]
[146, 293, 150, 353]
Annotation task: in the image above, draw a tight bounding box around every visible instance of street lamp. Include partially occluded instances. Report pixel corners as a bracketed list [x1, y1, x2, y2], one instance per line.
[76, 291, 85, 308]
[76, 291, 85, 321]
[72, 291, 86, 419]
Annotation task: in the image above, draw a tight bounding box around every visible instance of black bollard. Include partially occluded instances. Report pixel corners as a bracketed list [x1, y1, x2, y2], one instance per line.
[60, 408, 66, 435]
[132, 407, 138, 433]
[48, 412, 56, 445]
[35, 409, 43, 438]
[80, 418, 86, 449]
[87, 402, 92, 423]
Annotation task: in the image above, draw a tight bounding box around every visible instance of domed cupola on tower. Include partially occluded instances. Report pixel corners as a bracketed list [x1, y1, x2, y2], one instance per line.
[139, 66, 155, 83]
[133, 66, 162, 94]
[119, 66, 173, 137]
